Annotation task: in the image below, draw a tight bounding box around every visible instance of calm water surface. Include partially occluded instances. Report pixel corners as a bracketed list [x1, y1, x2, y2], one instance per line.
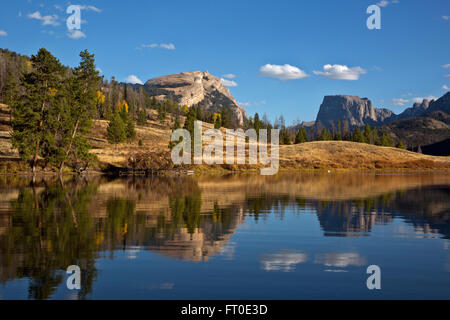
[0, 173, 449, 300]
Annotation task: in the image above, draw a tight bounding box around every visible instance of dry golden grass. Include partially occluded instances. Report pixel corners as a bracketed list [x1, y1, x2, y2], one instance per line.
[279, 141, 450, 170]
[1, 103, 450, 172]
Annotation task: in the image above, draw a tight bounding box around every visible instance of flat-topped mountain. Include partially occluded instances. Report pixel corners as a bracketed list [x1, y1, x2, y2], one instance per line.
[315, 95, 394, 129]
[144, 71, 248, 127]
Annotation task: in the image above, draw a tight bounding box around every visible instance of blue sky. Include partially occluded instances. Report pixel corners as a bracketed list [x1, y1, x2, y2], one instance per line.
[0, 0, 449, 122]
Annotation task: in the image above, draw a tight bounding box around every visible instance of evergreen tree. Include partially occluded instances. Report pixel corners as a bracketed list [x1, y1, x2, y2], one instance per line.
[380, 132, 394, 147]
[137, 109, 147, 126]
[196, 103, 204, 121]
[173, 114, 181, 130]
[125, 117, 136, 142]
[220, 107, 232, 129]
[184, 107, 197, 135]
[59, 50, 101, 172]
[319, 127, 332, 141]
[3, 71, 18, 123]
[352, 127, 366, 143]
[123, 83, 128, 104]
[364, 124, 373, 144]
[12, 48, 65, 173]
[151, 96, 158, 110]
[295, 127, 308, 144]
[372, 126, 379, 145]
[157, 103, 166, 122]
[3, 71, 18, 106]
[107, 112, 126, 144]
[281, 129, 291, 145]
[397, 141, 406, 149]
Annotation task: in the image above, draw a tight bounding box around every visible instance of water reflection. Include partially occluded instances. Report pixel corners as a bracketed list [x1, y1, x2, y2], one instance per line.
[261, 251, 308, 272]
[0, 173, 449, 299]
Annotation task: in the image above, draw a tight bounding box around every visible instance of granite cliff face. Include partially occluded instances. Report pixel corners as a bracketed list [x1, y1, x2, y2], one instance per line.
[144, 71, 248, 127]
[315, 95, 393, 128]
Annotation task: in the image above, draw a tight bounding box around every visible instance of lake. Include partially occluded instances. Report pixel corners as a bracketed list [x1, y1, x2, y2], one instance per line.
[0, 172, 449, 300]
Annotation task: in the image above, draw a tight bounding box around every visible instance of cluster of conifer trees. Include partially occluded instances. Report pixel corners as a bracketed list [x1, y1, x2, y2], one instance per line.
[10, 48, 101, 173]
[247, 113, 404, 148]
[315, 122, 404, 148]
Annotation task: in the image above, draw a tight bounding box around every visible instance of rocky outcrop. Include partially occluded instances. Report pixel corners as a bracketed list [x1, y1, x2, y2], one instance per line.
[315, 95, 391, 129]
[375, 108, 395, 123]
[397, 99, 431, 120]
[144, 71, 248, 127]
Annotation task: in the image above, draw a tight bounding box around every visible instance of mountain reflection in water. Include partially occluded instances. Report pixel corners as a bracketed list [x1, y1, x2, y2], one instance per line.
[0, 173, 449, 300]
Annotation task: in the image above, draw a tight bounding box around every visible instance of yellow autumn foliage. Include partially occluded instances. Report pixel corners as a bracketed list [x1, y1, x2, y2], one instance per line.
[213, 113, 221, 122]
[96, 91, 105, 105]
[116, 100, 129, 113]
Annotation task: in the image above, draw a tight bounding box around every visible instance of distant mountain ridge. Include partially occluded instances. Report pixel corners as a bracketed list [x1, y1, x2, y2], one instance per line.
[311, 92, 450, 155]
[315, 92, 450, 130]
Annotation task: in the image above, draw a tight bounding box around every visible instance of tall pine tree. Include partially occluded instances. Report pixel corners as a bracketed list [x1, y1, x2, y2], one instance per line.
[59, 50, 101, 172]
[12, 48, 65, 173]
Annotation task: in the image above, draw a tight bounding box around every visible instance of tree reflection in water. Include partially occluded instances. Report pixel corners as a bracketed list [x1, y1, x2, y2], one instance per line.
[0, 173, 449, 299]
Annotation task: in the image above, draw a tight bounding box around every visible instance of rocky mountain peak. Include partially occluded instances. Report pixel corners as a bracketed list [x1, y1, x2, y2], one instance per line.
[315, 95, 383, 128]
[144, 71, 247, 127]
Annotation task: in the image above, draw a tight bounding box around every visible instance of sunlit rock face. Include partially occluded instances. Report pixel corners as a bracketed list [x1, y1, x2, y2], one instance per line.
[316, 95, 373, 128]
[144, 71, 248, 127]
[315, 95, 394, 129]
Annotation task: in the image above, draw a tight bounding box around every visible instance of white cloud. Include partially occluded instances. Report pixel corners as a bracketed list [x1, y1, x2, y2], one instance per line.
[238, 100, 266, 108]
[443, 16, 450, 20]
[377, 0, 390, 7]
[392, 95, 437, 106]
[222, 74, 236, 79]
[141, 43, 175, 50]
[446, 74, 450, 80]
[313, 64, 366, 80]
[238, 101, 251, 107]
[254, 100, 267, 106]
[377, 0, 399, 7]
[261, 251, 308, 272]
[79, 5, 102, 13]
[259, 64, 308, 81]
[314, 253, 366, 268]
[392, 98, 410, 106]
[442, 64, 450, 69]
[67, 30, 86, 39]
[443, 85, 449, 90]
[410, 96, 437, 103]
[124, 75, 144, 85]
[0, 30, 7, 37]
[160, 43, 175, 50]
[221, 78, 238, 87]
[27, 11, 60, 26]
